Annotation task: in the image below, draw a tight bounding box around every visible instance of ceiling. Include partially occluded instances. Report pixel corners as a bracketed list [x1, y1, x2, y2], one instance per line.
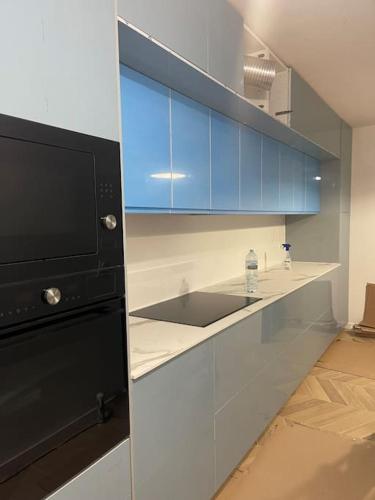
[229, 0, 375, 127]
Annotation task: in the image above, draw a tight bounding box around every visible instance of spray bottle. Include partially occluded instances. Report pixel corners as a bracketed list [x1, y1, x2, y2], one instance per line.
[282, 243, 292, 270]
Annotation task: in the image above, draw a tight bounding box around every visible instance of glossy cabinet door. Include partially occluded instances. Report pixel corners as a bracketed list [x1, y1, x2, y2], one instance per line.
[120, 65, 171, 209]
[214, 268, 339, 490]
[207, 0, 244, 94]
[262, 136, 280, 211]
[120, 66, 321, 214]
[279, 144, 305, 212]
[239, 126, 262, 211]
[279, 143, 294, 212]
[171, 92, 210, 210]
[290, 70, 341, 157]
[211, 112, 240, 210]
[131, 341, 215, 500]
[293, 150, 306, 211]
[305, 156, 321, 212]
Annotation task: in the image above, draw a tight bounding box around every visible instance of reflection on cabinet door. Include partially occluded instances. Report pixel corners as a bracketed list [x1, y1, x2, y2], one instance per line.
[305, 156, 321, 212]
[121, 65, 171, 209]
[171, 92, 210, 210]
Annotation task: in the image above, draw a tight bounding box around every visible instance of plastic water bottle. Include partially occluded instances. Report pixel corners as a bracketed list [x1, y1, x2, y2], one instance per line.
[245, 249, 258, 293]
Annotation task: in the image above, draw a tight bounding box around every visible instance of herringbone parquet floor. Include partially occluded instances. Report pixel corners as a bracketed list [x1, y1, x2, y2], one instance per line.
[216, 330, 375, 500]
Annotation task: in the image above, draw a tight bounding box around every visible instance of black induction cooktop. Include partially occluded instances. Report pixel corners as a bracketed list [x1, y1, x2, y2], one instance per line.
[130, 292, 262, 327]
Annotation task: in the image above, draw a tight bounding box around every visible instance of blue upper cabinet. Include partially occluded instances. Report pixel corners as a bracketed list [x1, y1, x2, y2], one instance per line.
[239, 126, 262, 211]
[211, 112, 239, 211]
[120, 66, 321, 215]
[120, 65, 171, 209]
[171, 92, 210, 210]
[305, 156, 321, 212]
[279, 145, 305, 212]
[262, 136, 280, 211]
[293, 151, 306, 212]
[279, 144, 294, 212]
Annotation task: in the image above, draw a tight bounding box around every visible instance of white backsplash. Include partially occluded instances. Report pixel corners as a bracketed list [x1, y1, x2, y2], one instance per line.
[125, 214, 286, 310]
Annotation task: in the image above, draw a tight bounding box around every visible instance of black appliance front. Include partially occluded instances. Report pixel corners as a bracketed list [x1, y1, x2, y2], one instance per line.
[0, 113, 124, 323]
[0, 114, 129, 496]
[0, 298, 129, 483]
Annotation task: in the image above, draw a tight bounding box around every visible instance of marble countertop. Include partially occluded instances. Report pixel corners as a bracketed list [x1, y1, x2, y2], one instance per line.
[128, 261, 340, 380]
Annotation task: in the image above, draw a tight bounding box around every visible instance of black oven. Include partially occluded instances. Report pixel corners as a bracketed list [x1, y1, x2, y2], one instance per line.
[0, 113, 124, 326]
[0, 114, 129, 492]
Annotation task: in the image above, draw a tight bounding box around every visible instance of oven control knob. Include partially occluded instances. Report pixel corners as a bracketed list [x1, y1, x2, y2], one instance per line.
[101, 214, 117, 230]
[43, 287, 62, 306]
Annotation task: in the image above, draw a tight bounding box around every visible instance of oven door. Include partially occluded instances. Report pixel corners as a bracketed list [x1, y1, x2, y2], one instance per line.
[0, 299, 128, 482]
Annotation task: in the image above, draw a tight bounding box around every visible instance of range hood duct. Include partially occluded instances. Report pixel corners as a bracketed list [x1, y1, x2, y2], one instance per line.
[244, 56, 277, 91]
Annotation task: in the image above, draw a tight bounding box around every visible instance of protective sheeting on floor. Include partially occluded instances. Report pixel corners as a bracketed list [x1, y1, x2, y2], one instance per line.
[216, 419, 375, 500]
[216, 331, 375, 500]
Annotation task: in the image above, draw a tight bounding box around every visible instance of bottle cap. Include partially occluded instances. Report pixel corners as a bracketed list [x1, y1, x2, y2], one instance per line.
[282, 243, 291, 251]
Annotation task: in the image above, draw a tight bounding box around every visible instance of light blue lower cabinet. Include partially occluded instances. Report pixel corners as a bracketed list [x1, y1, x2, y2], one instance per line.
[47, 439, 131, 500]
[130, 271, 339, 498]
[214, 377, 274, 489]
[213, 268, 339, 490]
[171, 91, 210, 210]
[131, 341, 215, 500]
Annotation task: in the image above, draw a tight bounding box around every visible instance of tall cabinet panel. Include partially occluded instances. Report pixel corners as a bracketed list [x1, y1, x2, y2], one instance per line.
[305, 156, 321, 212]
[207, 0, 244, 94]
[290, 70, 341, 157]
[211, 112, 240, 210]
[262, 136, 280, 211]
[0, 0, 120, 141]
[117, 0, 208, 71]
[239, 126, 262, 211]
[171, 92, 210, 210]
[120, 65, 171, 209]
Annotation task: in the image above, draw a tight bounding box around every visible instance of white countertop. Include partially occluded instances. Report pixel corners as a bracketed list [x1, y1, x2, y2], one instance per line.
[128, 261, 340, 380]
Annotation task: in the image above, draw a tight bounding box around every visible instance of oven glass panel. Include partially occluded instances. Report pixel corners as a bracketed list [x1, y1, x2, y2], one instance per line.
[0, 137, 97, 264]
[0, 300, 126, 481]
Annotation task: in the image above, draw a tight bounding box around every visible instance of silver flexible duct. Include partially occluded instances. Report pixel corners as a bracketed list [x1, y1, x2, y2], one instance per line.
[244, 56, 277, 91]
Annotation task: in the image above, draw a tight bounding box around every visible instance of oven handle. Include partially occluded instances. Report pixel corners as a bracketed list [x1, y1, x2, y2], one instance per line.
[0, 298, 124, 343]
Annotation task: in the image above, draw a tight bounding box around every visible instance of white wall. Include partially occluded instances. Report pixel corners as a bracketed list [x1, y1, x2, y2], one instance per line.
[125, 214, 286, 310]
[349, 125, 375, 324]
[0, 0, 120, 140]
